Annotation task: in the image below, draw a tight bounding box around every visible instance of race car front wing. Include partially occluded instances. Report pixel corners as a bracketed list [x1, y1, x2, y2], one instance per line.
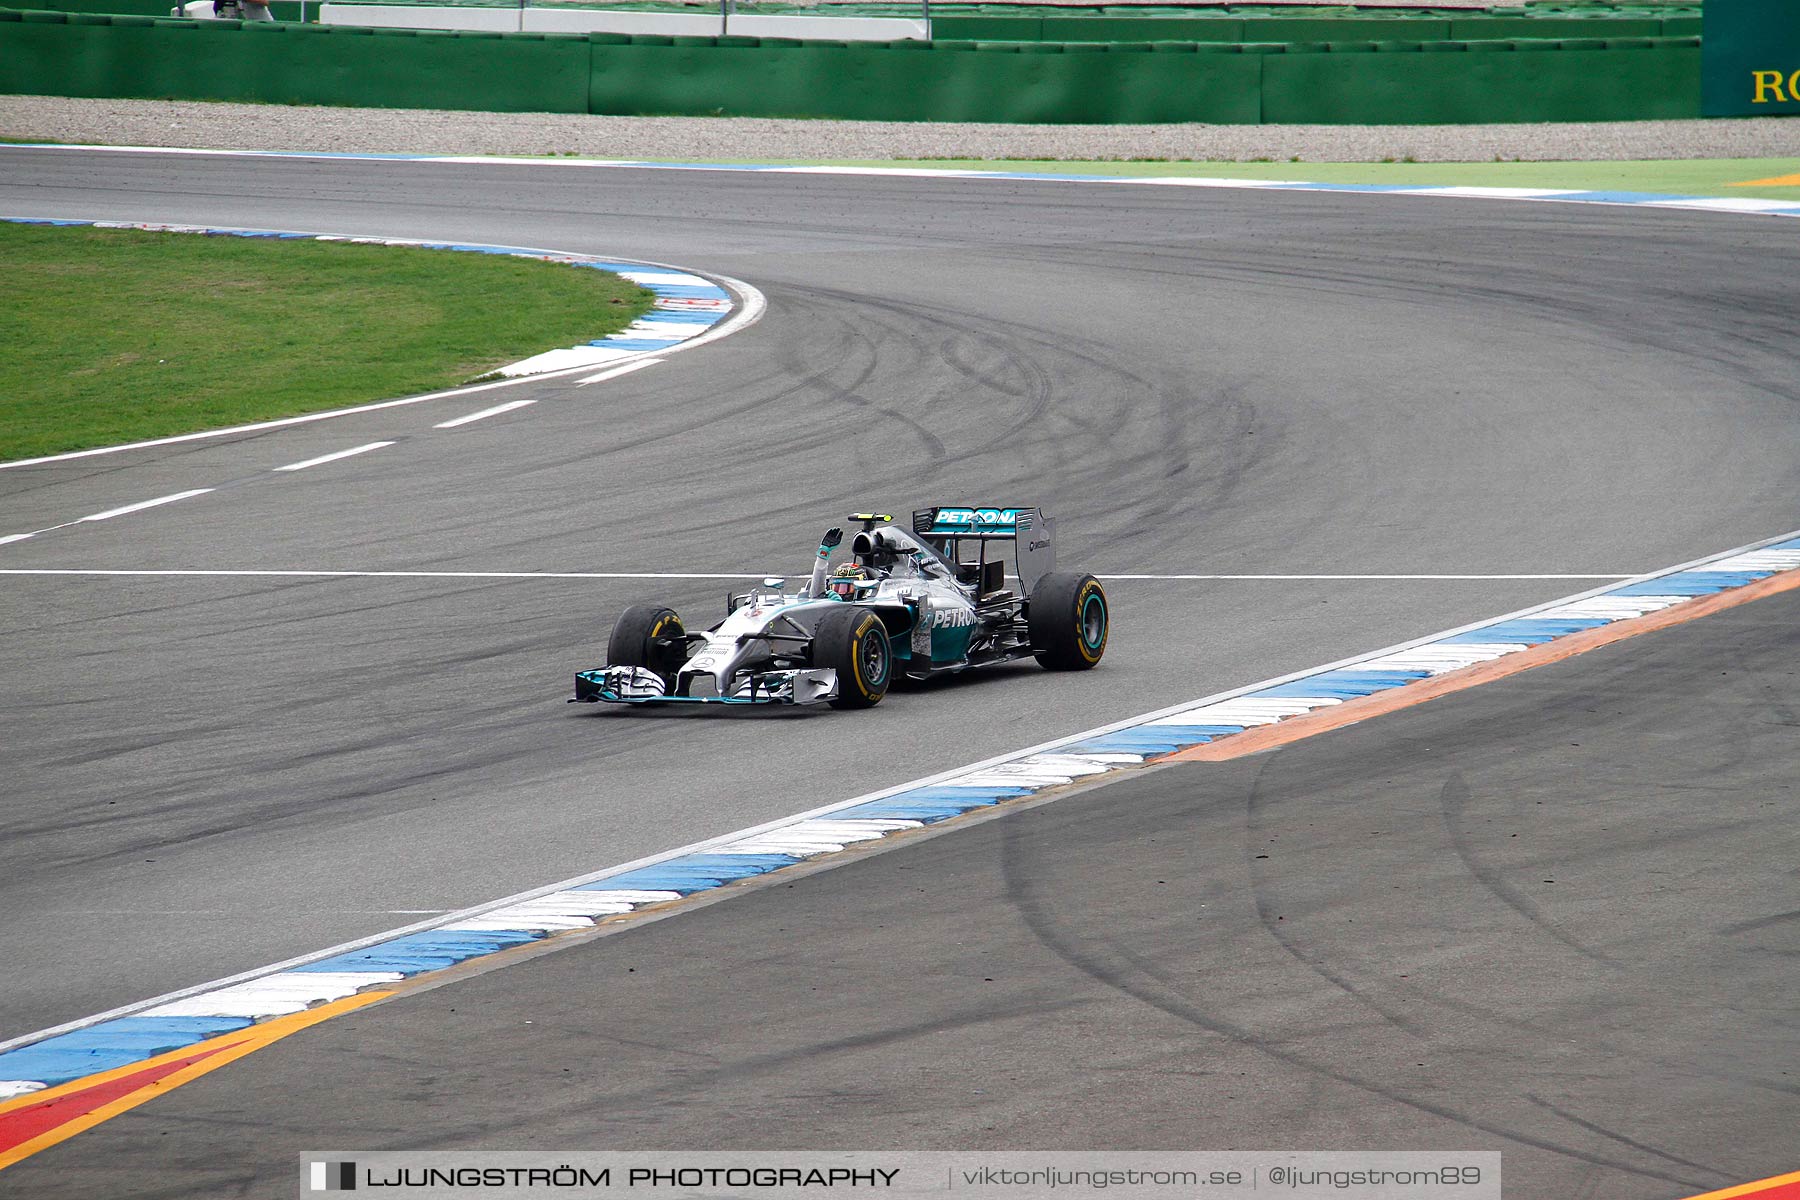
[573, 665, 839, 706]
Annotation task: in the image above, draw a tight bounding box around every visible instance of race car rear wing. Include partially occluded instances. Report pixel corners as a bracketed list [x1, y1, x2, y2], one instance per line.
[912, 506, 1056, 595]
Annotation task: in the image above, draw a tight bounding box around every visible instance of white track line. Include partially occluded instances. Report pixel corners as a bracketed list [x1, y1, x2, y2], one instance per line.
[1105, 573, 1632, 581]
[577, 358, 663, 387]
[434, 399, 536, 429]
[0, 569, 770, 580]
[78, 489, 214, 521]
[272, 441, 394, 472]
[0, 370, 596, 471]
[0, 569, 1634, 581]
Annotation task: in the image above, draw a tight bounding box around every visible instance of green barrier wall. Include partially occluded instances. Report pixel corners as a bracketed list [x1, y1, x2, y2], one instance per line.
[586, 36, 1262, 121]
[583, 31, 1699, 122]
[1240, 16, 1441, 38]
[1263, 36, 1701, 122]
[932, 11, 1688, 41]
[1444, 15, 1664, 35]
[1043, 15, 1251, 39]
[0, 12, 1702, 124]
[12, 0, 1704, 42]
[0, 11, 588, 108]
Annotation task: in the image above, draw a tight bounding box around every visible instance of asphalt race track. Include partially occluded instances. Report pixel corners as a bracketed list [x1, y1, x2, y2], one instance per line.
[2, 149, 1798, 1196]
[12, 577, 1800, 1200]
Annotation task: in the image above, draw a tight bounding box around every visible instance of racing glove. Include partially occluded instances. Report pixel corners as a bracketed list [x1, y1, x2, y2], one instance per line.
[817, 527, 843, 560]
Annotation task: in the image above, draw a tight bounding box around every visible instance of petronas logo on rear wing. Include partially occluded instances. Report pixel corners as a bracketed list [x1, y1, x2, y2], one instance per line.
[915, 506, 1039, 537]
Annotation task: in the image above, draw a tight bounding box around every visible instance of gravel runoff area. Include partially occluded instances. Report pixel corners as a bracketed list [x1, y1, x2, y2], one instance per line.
[4, 95, 1799, 162]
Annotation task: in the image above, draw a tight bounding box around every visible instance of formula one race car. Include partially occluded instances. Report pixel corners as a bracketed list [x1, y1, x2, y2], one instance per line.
[573, 507, 1108, 710]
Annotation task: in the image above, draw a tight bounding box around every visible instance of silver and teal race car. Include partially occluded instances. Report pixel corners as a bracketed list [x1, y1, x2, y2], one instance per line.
[573, 506, 1108, 710]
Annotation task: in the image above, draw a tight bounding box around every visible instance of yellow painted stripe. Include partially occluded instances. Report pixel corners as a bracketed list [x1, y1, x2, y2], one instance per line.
[0, 991, 390, 1170]
[851, 627, 869, 696]
[1729, 174, 1800, 187]
[1681, 1168, 1800, 1200]
[1165, 567, 1800, 764]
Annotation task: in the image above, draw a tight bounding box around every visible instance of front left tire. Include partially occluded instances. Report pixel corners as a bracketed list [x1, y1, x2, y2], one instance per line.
[606, 604, 687, 692]
[813, 606, 891, 710]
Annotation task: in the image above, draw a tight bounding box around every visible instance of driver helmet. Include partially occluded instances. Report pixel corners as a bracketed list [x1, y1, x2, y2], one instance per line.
[828, 563, 878, 601]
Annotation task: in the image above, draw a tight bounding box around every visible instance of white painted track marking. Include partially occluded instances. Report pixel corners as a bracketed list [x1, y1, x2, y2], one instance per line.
[1, 488, 220, 544]
[0, 569, 1636, 581]
[434, 399, 537, 429]
[577, 358, 662, 387]
[0, 569, 765, 579]
[79, 489, 214, 522]
[272, 441, 396, 472]
[1094, 573, 1632, 581]
[0, 366, 599, 471]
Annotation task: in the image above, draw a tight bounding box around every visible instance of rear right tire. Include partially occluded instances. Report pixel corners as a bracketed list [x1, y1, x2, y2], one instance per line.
[1029, 572, 1108, 670]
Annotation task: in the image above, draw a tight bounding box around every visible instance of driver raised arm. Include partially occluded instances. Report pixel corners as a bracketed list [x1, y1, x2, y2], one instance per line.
[804, 527, 843, 598]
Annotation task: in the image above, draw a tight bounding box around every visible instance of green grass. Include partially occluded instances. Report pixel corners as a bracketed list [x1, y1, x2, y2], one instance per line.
[738, 156, 1800, 200]
[0, 223, 655, 461]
